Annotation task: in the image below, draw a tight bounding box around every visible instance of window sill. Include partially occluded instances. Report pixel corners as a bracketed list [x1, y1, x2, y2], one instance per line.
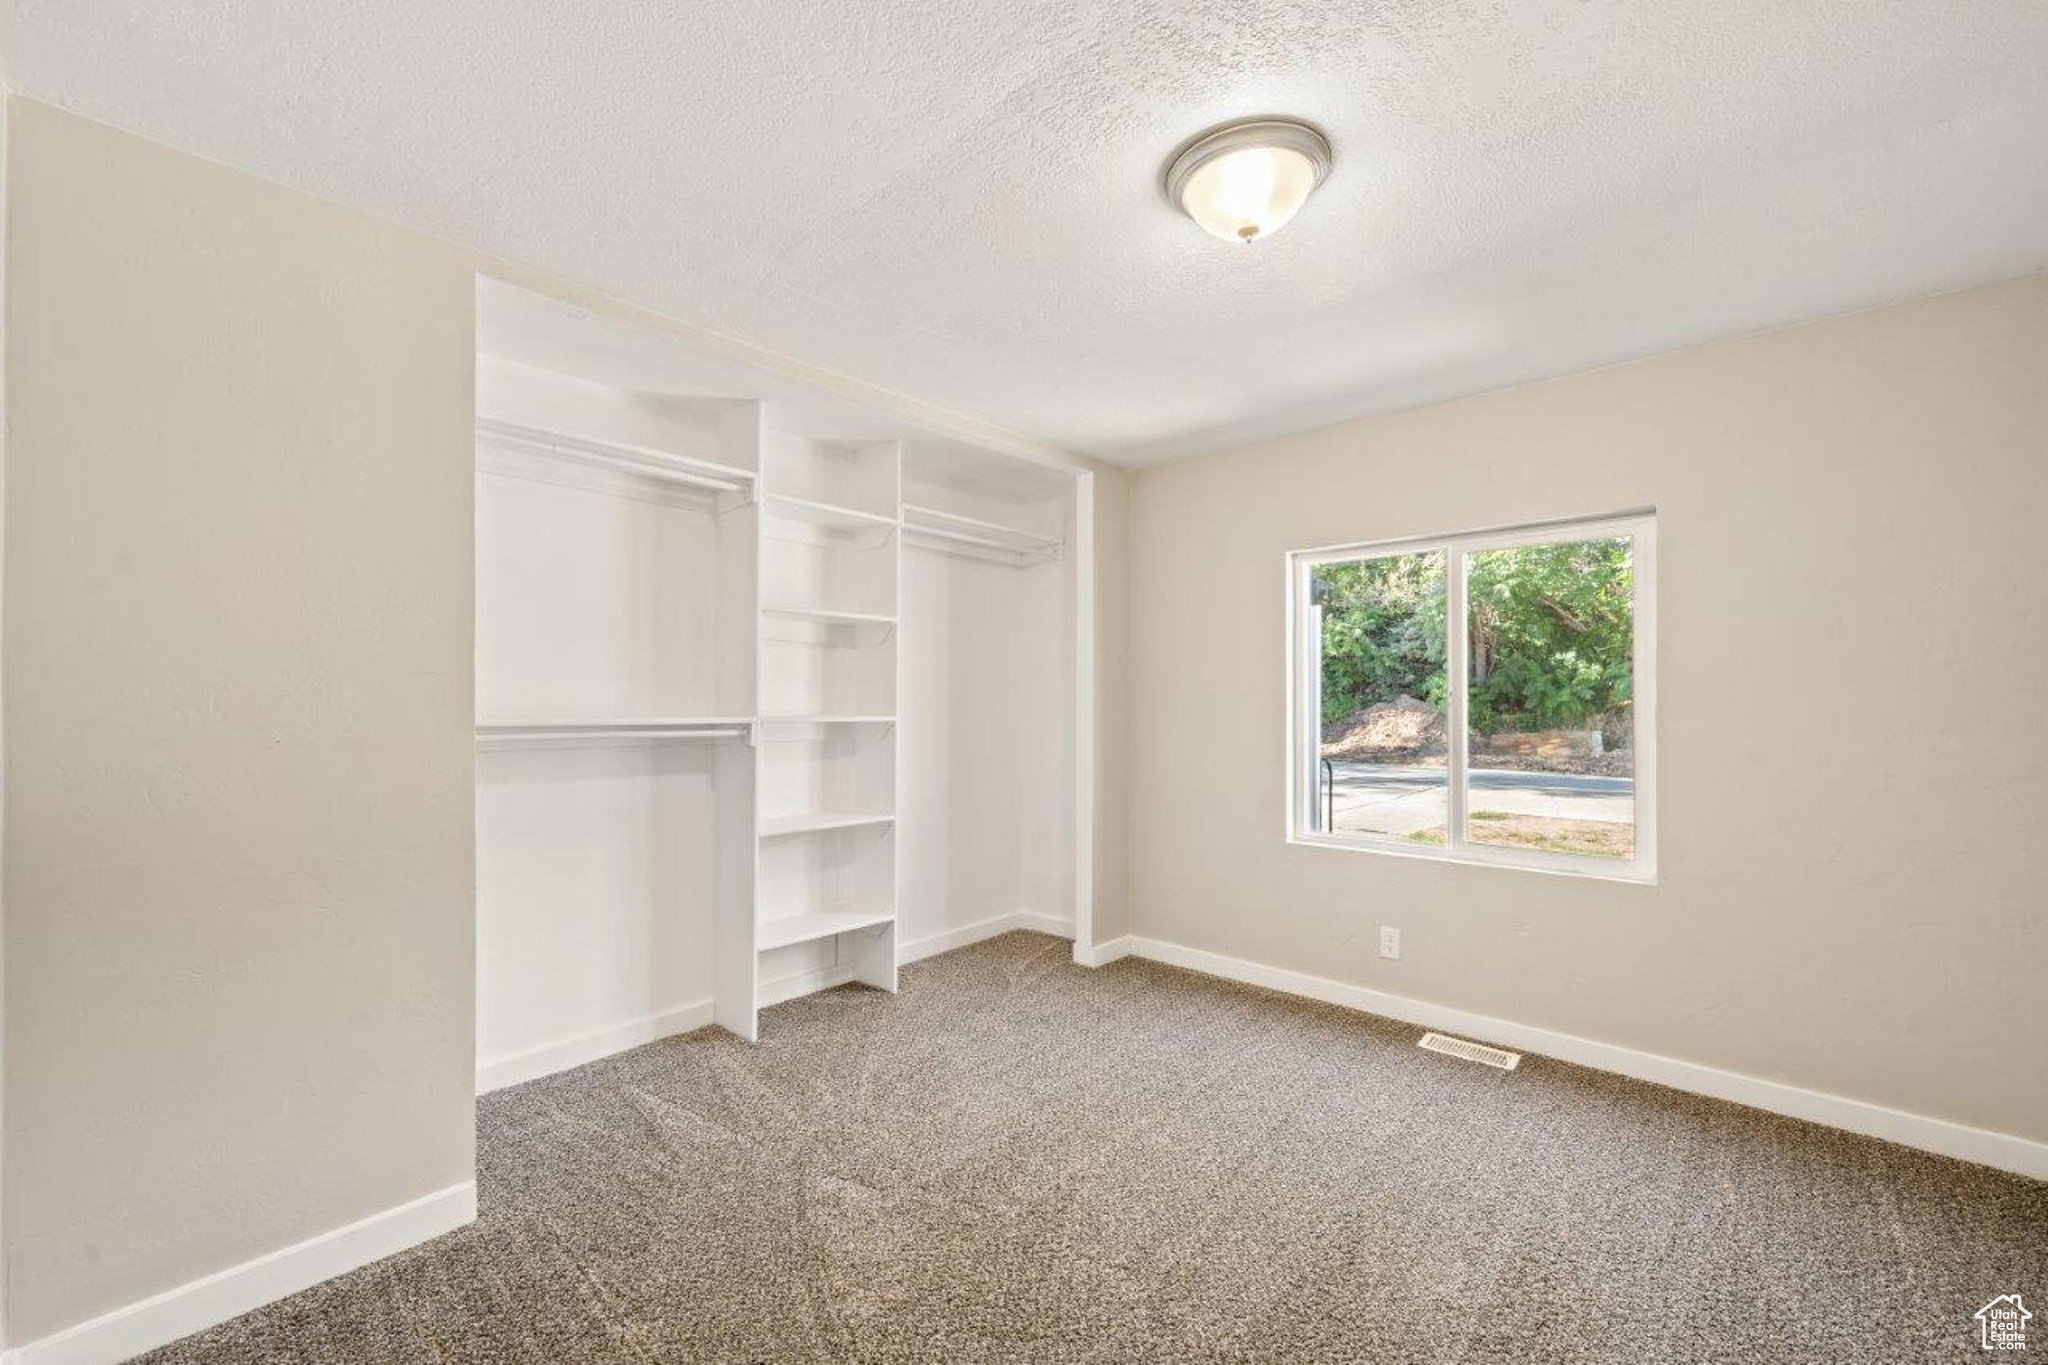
[1288, 830, 1657, 885]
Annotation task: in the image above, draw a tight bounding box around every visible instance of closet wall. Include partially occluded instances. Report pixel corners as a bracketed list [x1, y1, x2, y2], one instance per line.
[474, 356, 759, 1075]
[897, 453, 1077, 954]
[474, 280, 1086, 1080]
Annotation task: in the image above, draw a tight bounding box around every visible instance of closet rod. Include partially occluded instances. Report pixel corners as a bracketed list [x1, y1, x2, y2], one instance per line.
[902, 524, 1062, 563]
[477, 416, 754, 494]
[901, 503, 1061, 550]
[477, 726, 749, 745]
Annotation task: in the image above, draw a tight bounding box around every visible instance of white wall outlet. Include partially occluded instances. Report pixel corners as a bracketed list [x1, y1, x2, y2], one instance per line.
[1379, 926, 1401, 960]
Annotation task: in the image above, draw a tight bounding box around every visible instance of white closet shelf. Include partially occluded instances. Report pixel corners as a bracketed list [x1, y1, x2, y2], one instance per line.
[757, 812, 895, 838]
[900, 503, 1062, 561]
[760, 605, 897, 630]
[759, 493, 898, 532]
[756, 714, 895, 726]
[756, 907, 895, 952]
[477, 415, 755, 494]
[477, 718, 752, 746]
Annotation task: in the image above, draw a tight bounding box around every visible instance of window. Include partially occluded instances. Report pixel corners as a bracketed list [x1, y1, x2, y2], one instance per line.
[1289, 513, 1655, 881]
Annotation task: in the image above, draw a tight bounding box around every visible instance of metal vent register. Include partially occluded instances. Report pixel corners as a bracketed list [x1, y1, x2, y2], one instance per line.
[1418, 1032, 1522, 1071]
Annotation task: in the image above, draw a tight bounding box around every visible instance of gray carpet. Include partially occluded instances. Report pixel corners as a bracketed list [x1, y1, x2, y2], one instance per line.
[142, 931, 2044, 1363]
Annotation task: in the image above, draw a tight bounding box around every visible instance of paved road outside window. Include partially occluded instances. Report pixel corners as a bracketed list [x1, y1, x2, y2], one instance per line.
[1324, 760, 1633, 836]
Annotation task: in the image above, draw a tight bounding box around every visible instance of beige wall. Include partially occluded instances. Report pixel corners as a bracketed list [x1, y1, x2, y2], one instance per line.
[0, 90, 11, 1353]
[2, 99, 479, 1340]
[1, 99, 1134, 1344]
[1126, 272, 2048, 1145]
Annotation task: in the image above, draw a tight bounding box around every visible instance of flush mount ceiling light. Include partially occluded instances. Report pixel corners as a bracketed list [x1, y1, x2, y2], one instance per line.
[1165, 117, 1332, 244]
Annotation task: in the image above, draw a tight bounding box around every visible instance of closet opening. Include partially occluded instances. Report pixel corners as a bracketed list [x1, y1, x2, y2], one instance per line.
[472, 276, 1093, 1093]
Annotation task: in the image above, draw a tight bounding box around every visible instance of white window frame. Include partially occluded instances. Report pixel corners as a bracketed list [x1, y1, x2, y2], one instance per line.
[1287, 510, 1657, 883]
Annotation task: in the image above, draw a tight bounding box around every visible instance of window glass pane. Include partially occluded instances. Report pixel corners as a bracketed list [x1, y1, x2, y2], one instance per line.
[1313, 550, 1448, 843]
[1462, 536, 1635, 858]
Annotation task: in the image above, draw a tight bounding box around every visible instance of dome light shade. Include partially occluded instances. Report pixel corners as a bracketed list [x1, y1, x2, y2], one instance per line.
[1165, 118, 1332, 243]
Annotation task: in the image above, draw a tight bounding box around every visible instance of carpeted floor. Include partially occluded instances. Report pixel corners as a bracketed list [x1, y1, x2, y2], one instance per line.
[142, 931, 2044, 1363]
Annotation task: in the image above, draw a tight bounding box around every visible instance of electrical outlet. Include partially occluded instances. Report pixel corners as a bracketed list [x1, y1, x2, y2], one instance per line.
[1379, 926, 1401, 960]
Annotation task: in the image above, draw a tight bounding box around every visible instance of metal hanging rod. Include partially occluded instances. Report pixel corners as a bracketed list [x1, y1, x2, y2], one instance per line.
[477, 416, 755, 494]
[477, 721, 752, 748]
[899, 503, 1063, 564]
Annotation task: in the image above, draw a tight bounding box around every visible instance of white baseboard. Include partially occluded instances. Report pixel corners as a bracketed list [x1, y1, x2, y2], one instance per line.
[1012, 910, 1077, 940]
[484, 917, 1080, 1086]
[899, 911, 1076, 966]
[1124, 937, 2048, 1182]
[757, 912, 1078, 1008]
[1073, 934, 1133, 968]
[2, 1182, 476, 1365]
[476, 1000, 715, 1094]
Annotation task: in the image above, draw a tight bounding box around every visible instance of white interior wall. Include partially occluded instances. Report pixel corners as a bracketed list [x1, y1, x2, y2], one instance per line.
[897, 542, 1075, 948]
[1085, 469, 1131, 950]
[757, 632, 893, 718]
[472, 358, 746, 1079]
[759, 531, 893, 619]
[476, 745, 719, 1070]
[1014, 542, 1076, 925]
[476, 462, 723, 721]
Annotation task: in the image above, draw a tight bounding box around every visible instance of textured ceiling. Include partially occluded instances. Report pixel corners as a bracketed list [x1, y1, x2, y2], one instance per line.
[5, 1, 2047, 464]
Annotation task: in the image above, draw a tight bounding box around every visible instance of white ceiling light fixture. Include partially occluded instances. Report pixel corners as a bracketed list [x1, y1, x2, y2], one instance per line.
[1165, 117, 1333, 244]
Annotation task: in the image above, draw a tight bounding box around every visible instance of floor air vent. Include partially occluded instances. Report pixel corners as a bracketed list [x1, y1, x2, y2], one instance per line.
[1418, 1032, 1522, 1071]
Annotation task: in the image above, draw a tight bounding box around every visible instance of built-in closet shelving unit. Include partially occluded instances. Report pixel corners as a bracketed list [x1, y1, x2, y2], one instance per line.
[741, 429, 902, 1036]
[474, 278, 1085, 1073]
